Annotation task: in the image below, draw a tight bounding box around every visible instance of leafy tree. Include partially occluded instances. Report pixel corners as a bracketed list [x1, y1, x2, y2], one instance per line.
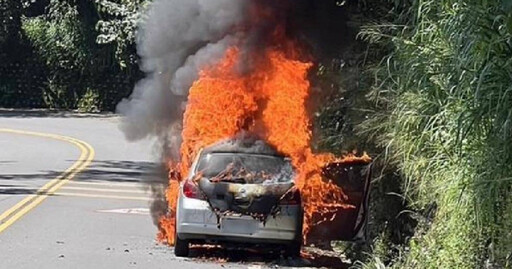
[95, 0, 150, 68]
[0, 1, 23, 50]
[22, 0, 89, 71]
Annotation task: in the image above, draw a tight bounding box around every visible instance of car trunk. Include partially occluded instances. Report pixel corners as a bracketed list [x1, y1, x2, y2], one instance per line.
[198, 178, 294, 216]
[195, 152, 296, 218]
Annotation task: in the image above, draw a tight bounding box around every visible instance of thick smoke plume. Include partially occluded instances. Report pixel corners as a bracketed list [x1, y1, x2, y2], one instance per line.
[117, 0, 275, 226]
[117, 0, 351, 147]
[117, 0, 249, 146]
[117, 0, 353, 227]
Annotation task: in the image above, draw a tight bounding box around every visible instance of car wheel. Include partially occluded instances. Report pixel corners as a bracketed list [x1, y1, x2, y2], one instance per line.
[284, 241, 302, 257]
[174, 235, 189, 257]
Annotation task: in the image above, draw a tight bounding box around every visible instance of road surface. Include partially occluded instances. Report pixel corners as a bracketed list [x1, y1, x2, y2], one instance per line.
[0, 109, 346, 269]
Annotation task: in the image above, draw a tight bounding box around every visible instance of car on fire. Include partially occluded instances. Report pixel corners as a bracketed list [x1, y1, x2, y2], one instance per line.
[174, 139, 303, 257]
[174, 138, 372, 257]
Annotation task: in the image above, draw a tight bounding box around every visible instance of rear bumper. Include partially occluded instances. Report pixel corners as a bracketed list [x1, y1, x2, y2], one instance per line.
[176, 195, 301, 244]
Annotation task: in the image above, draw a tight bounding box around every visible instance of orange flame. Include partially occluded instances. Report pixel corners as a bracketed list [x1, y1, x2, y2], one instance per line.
[158, 31, 371, 245]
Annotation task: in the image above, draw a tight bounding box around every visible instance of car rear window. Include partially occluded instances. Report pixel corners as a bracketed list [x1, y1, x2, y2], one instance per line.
[195, 153, 294, 183]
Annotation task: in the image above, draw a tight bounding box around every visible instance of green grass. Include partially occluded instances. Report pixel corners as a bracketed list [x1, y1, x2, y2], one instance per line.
[358, 0, 512, 267]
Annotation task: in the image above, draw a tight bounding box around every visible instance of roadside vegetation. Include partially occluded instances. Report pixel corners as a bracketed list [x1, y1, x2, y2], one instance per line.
[0, 0, 146, 111]
[1, 0, 511, 267]
[352, 0, 512, 267]
[312, 1, 512, 268]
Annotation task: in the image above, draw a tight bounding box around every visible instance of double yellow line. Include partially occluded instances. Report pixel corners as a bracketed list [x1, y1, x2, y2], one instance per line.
[0, 128, 95, 234]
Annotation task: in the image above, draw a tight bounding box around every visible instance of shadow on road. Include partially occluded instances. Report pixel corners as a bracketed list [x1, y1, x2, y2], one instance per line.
[187, 245, 349, 268]
[0, 109, 116, 119]
[0, 160, 164, 183]
[77, 160, 165, 184]
[0, 160, 166, 195]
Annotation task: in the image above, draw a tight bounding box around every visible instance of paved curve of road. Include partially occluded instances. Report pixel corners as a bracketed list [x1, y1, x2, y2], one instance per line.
[0, 109, 345, 269]
[0, 110, 245, 269]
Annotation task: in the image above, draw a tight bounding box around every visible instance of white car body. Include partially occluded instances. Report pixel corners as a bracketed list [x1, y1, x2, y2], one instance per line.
[174, 150, 303, 257]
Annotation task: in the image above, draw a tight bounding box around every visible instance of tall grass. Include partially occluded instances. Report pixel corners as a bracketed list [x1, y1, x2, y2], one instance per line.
[360, 0, 512, 267]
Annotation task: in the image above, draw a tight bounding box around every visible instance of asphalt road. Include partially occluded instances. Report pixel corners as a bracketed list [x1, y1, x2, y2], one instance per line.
[0, 109, 346, 269]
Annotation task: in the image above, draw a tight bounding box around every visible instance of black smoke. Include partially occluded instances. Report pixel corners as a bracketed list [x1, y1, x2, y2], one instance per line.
[116, 0, 353, 228]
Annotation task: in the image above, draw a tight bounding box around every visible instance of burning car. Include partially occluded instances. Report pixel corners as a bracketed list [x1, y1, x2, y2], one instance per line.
[172, 138, 372, 258]
[174, 139, 303, 257]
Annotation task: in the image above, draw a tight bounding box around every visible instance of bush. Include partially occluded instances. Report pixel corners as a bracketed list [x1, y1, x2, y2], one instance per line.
[77, 87, 101, 112]
[361, 0, 512, 267]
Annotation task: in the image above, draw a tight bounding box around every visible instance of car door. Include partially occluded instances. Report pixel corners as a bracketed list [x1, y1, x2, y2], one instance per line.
[307, 162, 373, 242]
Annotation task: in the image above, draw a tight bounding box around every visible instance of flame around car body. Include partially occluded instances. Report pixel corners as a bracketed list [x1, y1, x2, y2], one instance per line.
[157, 28, 372, 246]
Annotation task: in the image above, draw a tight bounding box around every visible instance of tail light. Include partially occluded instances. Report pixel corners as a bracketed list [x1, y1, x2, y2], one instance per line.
[183, 180, 205, 200]
[279, 190, 301, 205]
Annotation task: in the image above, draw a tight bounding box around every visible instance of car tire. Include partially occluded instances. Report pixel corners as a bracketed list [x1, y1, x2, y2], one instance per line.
[174, 235, 189, 257]
[284, 241, 302, 257]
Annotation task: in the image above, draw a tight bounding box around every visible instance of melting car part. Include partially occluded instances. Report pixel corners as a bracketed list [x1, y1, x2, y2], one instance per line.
[198, 177, 294, 215]
[192, 143, 297, 224]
